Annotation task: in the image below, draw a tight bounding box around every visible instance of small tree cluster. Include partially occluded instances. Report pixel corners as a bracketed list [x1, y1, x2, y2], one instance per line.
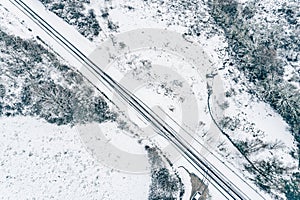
[39, 0, 101, 40]
[146, 147, 183, 200]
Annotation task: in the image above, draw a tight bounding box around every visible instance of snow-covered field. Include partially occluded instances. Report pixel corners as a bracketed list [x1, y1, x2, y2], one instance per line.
[0, 117, 150, 200]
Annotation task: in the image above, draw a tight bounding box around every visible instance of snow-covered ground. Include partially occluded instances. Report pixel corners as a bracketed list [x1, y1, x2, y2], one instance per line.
[0, 116, 150, 200]
[0, 0, 299, 199]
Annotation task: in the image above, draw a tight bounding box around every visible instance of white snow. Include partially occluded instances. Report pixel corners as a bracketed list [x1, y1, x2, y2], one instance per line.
[1, 0, 298, 199]
[0, 116, 150, 200]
